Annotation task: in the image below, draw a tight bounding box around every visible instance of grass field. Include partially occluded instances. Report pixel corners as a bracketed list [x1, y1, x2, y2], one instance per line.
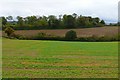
[2, 38, 118, 78]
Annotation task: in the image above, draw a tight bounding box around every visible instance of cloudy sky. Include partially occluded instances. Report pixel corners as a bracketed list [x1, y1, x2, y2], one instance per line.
[0, 0, 119, 23]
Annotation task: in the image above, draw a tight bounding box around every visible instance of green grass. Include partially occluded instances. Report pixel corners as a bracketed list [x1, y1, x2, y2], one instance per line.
[2, 38, 118, 78]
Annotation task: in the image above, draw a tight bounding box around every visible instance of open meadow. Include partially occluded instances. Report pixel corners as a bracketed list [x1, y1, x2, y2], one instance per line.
[2, 38, 118, 78]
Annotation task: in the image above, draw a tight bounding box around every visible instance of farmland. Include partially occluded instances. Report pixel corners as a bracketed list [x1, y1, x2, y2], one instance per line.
[2, 26, 119, 38]
[2, 38, 118, 78]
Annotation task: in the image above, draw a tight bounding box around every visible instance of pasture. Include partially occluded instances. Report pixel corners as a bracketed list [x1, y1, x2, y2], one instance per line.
[2, 38, 118, 78]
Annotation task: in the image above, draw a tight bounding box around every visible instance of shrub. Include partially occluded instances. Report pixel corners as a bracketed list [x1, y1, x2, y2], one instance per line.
[110, 34, 120, 41]
[4, 27, 14, 37]
[96, 23, 104, 27]
[33, 33, 46, 40]
[65, 30, 77, 40]
[30, 32, 63, 40]
[77, 35, 110, 42]
[10, 34, 27, 40]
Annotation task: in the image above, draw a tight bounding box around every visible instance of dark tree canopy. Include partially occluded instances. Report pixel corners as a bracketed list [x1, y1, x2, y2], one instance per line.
[4, 27, 14, 36]
[1, 17, 7, 25]
[1, 13, 107, 30]
[65, 30, 77, 40]
[100, 20, 105, 25]
[63, 15, 75, 28]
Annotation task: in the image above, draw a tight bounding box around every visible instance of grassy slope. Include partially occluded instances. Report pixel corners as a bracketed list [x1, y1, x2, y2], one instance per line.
[2, 38, 118, 78]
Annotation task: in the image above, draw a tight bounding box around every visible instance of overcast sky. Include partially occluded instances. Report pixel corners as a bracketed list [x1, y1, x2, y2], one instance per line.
[0, 0, 119, 23]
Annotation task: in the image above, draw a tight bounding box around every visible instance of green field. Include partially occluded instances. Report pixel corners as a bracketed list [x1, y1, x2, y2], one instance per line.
[2, 38, 118, 78]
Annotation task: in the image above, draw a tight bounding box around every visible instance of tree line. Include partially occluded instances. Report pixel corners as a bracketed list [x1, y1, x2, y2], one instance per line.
[1, 13, 106, 30]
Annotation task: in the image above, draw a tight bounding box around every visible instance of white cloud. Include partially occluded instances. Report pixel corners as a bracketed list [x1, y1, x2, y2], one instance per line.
[0, 0, 119, 23]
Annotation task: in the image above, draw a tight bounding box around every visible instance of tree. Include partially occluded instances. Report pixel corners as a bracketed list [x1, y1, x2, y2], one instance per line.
[4, 27, 14, 37]
[58, 15, 64, 28]
[26, 16, 37, 25]
[1, 17, 7, 25]
[100, 20, 105, 25]
[77, 16, 86, 27]
[17, 16, 24, 27]
[36, 19, 48, 28]
[59, 15, 62, 20]
[72, 13, 77, 19]
[94, 17, 100, 23]
[63, 15, 75, 28]
[6, 16, 13, 21]
[1, 17, 7, 30]
[48, 15, 60, 29]
[85, 20, 94, 27]
[1, 14, 105, 30]
[65, 30, 77, 40]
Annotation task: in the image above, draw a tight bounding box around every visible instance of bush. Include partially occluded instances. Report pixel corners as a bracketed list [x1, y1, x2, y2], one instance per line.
[4, 27, 14, 37]
[65, 30, 77, 40]
[111, 34, 120, 41]
[77, 35, 98, 42]
[10, 34, 27, 40]
[31, 32, 64, 40]
[77, 35, 119, 42]
[33, 33, 46, 40]
[96, 23, 104, 27]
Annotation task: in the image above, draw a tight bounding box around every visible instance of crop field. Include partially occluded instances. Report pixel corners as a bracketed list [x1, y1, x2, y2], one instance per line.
[2, 38, 118, 78]
[2, 26, 119, 38]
